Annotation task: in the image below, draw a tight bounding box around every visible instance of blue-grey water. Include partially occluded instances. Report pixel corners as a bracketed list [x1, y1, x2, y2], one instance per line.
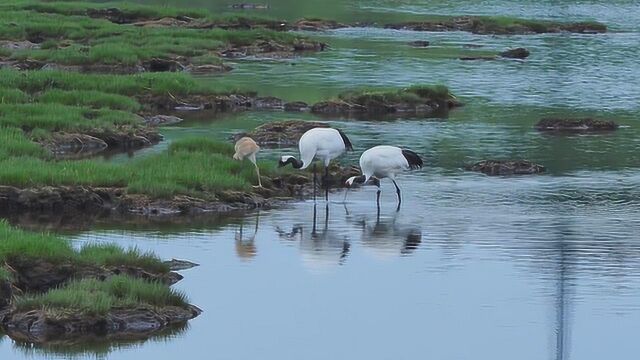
[2, 0, 640, 359]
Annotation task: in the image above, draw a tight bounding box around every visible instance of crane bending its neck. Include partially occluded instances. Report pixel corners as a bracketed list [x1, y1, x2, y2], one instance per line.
[279, 155, 304, 169]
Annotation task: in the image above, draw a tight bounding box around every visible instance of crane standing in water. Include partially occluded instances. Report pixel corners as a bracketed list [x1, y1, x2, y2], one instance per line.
[345, 145, 423, 210]
[279, 127, 353, 202]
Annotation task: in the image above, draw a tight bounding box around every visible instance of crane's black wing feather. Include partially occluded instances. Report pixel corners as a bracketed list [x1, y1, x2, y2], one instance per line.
[337, 129, 353, 151]
[401, 149, 423, 169]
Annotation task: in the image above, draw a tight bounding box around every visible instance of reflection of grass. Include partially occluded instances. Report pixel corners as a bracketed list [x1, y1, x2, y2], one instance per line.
[11, 322, 189, 358]
[16, 275, 187, 315]
[0, 220, 169, 273]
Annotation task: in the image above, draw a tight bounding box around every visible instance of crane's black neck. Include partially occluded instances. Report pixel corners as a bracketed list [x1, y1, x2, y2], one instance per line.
[279, 157, 304, 169]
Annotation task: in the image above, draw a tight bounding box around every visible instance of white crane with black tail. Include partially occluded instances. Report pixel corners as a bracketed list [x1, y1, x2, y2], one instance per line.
[279, 127, 353, 201]
[345, 145, 423, 210]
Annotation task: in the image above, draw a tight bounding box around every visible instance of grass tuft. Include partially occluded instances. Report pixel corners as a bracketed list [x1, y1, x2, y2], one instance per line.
[16, 275, 188, 315]
[0, 220, 169, 273]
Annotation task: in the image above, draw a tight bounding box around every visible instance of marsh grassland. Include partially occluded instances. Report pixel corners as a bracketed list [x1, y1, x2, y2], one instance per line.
[1, 1, 637, 359]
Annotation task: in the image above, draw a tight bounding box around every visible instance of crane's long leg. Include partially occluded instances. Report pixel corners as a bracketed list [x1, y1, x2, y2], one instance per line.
[392, 179, 401, 211]
[324, 165, 329, 202]
[313, 163, 317, 202]
[253, 163, 263, 188]
[376, 187, 381, 212]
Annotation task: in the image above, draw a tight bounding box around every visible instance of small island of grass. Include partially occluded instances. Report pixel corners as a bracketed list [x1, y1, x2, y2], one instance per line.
[311, 85, 460, 117]
[0, 220, 200, 342]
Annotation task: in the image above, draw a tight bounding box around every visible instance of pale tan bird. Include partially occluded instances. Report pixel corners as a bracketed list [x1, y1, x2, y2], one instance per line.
[233, 136, 263, 188]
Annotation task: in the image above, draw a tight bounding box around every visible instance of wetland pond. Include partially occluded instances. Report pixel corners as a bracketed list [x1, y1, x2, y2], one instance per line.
[2, 0, 640, 359]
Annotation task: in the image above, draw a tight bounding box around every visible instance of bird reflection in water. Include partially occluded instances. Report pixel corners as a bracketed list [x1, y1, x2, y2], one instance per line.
[350, 207, 423, 257]
[276, 204, 351, 268]
[235, 211, 260, 261]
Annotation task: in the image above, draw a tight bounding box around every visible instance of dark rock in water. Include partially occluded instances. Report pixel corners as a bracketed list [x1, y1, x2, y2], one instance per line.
[41, 133, 108, 158]
[284, 101, 310, 112]
[163, 259, 199, 271]
[253, 96, 285, 110]
[466, 160, 545, 176]
[408, 40, 430, 47]
[311, 101, 363, 115]
[230, 3, 269, 9]
[500, 47, 530, 59]
[234, 120, 330, 147]
[144, 115, 184, 126]
[1, 305, 201, 344]
[535, 118, 618, 132]
[292, 19, 347, 31]
[142, 58, 185, 72]
[293, 40, 328, 51]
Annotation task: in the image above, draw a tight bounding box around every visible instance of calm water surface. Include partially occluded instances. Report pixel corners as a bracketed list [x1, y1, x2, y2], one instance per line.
[2, 0, 640, 359]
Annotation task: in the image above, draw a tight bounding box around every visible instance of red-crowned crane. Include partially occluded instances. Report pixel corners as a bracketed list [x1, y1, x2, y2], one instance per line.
[345, 145, 423, 210]
[279, 127, 353, 201]
[233, 137, 263, 188]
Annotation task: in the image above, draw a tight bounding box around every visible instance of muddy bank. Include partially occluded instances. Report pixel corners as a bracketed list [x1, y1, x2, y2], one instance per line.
[535, 118, 618, 132]
[0, 59, 232, 75]
[139, 92, 310, 113]
[233, 120, 331, 147]
[1, 305, 200, 345]
[3, 257, 181, 293]
[0, 166, 359, 217]
[466, 160, 546, 175]
[39, 127, 161, 158]
[219, 39, 327, 59]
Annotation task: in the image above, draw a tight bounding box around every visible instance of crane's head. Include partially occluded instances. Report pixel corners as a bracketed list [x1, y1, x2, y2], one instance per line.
[346, 175, 380, 187]
[279, 155, 295, 167]
[345, 175, 366, 187]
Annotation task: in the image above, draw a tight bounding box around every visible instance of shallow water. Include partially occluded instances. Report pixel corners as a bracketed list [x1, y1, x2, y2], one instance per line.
[2, 0, 640, 359]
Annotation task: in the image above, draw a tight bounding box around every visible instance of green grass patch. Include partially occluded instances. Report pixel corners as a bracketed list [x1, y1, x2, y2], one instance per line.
[0, 127, 48, 159]
[0, 137, 274, 198]
[0, 69, 231, 96]
[0, 103, 139, 131]
[0, 2, 305, 66]
[0, 88, 29, 104]
[338, 84, 454, 105]
[38, 89, 141, 112]
[0, 219, 169, 273]
[16, 275, 187, 315]
[0, 266, 13, 281]
[467, 16, 607, 34]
